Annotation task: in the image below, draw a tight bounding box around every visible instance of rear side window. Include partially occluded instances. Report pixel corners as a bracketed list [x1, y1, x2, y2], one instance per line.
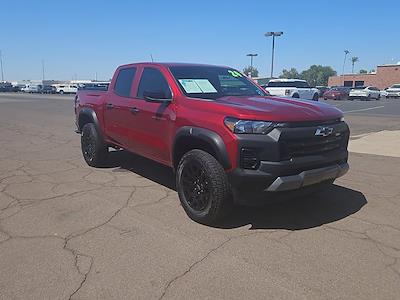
[137, 68, 171, 99]
[114, 67, 137, 97]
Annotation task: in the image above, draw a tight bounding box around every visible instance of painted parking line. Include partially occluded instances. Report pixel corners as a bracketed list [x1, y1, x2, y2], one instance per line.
[343, 105, 385, 113]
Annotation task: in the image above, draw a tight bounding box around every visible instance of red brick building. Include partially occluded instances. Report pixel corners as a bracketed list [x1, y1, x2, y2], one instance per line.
[328, 64, 400, 89]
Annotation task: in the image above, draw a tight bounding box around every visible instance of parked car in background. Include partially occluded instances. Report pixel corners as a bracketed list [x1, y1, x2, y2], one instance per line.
[316, 86, 329, 97]
[39, 85, 57, 94]
[78, 82, 110, 91]
[380, 89, 388, 98]
[323, 87, 351, 100]
[386, 84, 400, 98]
[348, 86, 380, 100]
[264, 79, 320, 101]
[21, 84, 41, 93]
[55, 84, 78, 94]
[0, 82, 13, 92]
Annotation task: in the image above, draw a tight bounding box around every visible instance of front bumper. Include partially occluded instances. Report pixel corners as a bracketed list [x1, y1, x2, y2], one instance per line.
[265, 162, 348, 192]
[227, 120, 349, 193]
[228, 149, 348, 192]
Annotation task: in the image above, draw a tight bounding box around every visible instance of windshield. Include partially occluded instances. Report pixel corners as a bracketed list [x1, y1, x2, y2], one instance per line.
[169, 66, 266, 100]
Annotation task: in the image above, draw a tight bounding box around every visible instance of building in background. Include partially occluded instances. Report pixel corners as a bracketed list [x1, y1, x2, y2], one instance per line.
[328, 63, 400, 89]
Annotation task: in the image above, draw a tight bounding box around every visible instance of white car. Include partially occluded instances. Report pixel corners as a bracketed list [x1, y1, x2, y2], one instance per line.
[386, 84, 400, 98]
[21, 84, 41, 93]
[55, 84, 78, 94]
[264, 79, 320, 101]
[349, 86, 380, 100]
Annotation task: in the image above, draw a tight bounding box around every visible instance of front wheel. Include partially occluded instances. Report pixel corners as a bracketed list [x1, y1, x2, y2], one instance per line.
[81, 123, 108, 167]
[312, 93, 319, 101]
[176, 149, 232, 224]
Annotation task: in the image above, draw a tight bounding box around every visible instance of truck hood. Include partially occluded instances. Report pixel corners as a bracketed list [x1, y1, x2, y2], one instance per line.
[213, 96, 343, 121]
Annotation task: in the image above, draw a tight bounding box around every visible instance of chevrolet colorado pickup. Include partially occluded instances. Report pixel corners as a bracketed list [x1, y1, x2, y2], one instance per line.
[75, 63, 349, 224]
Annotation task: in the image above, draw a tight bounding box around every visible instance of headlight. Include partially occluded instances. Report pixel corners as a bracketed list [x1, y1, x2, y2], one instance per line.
[224, 117, 282, 134]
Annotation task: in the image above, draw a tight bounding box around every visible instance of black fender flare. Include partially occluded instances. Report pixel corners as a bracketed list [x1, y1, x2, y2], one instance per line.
[173, 126, 231, 169]
[77, 107, 100, 132]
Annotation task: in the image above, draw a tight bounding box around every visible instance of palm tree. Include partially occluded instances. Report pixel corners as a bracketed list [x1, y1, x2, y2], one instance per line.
[351, 57, 359, 73]
[342, 50, 350, 75]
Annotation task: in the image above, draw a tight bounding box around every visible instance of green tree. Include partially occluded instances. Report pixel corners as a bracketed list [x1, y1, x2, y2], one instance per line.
[243, 66, 259, 77]
[279, 68, 300, 79]
[359, 69, 368, 74]
[351, 57, 359, 73]
[300, 65, 337, 87]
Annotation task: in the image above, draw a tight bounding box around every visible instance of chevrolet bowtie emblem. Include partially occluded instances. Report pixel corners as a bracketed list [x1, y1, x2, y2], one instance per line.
[315, 126, 333, 137]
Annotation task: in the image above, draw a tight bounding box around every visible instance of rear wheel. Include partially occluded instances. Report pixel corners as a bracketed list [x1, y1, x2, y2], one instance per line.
[176, 149, 232, 224]
[81, 123, 108, 167]
[292, 93, 299, 98]
[59, 90, 64, 94]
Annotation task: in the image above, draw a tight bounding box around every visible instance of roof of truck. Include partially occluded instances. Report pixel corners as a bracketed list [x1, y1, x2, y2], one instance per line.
[118, 62, 230, 69]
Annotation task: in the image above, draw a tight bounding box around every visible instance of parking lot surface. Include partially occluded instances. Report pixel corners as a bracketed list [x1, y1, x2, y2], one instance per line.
[0, 93, 399, 299]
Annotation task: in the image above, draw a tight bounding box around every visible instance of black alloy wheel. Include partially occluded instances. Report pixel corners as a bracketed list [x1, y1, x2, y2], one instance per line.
[180, 160, 212, 212]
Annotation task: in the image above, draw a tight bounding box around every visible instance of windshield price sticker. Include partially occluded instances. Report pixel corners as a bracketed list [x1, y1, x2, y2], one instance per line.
[227, 70, 243, 78]
[178, 79, 217, 93]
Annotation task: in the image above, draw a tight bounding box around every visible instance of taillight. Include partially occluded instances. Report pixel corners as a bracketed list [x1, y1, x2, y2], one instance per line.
[285, 89, 290, 95]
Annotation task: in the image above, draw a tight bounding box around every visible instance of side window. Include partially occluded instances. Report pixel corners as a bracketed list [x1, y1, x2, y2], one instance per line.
[114, 67, 137, 97]
[137, 68, 172, 99]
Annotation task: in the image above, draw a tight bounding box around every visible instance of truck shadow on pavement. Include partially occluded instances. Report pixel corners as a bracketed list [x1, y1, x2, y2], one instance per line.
[105, 150, 367, 230]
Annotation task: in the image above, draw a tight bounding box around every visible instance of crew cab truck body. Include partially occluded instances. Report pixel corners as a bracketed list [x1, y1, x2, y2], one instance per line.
[264, 79, 320, 101]
[75, 63, 349, 224]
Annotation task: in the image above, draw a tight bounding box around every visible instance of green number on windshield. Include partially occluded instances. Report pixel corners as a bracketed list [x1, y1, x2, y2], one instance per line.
[228, 70, 243, 78]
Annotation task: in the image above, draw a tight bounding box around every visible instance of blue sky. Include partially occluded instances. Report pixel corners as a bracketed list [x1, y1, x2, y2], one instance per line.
[1, 0, 399, 80]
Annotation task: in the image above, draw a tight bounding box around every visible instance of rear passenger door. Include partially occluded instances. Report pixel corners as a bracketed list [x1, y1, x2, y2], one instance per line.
[128, 67, 175, 164]
[103, 67, 138, 150]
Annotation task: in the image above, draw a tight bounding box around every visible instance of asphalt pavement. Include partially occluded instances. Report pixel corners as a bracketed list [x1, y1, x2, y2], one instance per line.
[0, 93, 399, 299]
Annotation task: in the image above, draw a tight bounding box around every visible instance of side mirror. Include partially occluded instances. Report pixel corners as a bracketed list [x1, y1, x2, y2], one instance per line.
[143, 90, 172, 103]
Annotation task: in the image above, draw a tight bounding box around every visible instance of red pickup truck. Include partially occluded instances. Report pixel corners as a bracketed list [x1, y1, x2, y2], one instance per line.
[75, 63, 349, 224]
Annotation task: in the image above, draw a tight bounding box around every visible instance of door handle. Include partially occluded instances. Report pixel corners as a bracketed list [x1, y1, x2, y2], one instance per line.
[106, 103, 114, 109]
[130, 107, 140, 114]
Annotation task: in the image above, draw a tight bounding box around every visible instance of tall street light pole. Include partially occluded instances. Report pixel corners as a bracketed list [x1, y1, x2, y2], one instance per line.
[265, 31, 283, 78]
[0, 50, 4, 82]
[246, 53, 258, 77]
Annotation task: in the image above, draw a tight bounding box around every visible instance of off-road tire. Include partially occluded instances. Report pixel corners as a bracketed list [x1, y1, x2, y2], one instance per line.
[176, 149, 232, 224]
[81, 123, 108, 167]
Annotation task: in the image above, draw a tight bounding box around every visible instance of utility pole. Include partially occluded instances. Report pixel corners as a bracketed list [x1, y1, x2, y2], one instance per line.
[41, 59, 45, 81]
[0, 50, 4, 82]
[264, 32, 283, 78]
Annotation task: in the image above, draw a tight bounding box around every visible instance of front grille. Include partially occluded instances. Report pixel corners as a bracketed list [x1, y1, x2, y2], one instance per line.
[240, 148, 259, 169]
[280, 133, 347, 160]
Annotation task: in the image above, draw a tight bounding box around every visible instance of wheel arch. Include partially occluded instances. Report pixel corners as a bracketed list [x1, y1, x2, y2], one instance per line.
[172, 127, 231, 171]
[78, 107, 100, 132]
